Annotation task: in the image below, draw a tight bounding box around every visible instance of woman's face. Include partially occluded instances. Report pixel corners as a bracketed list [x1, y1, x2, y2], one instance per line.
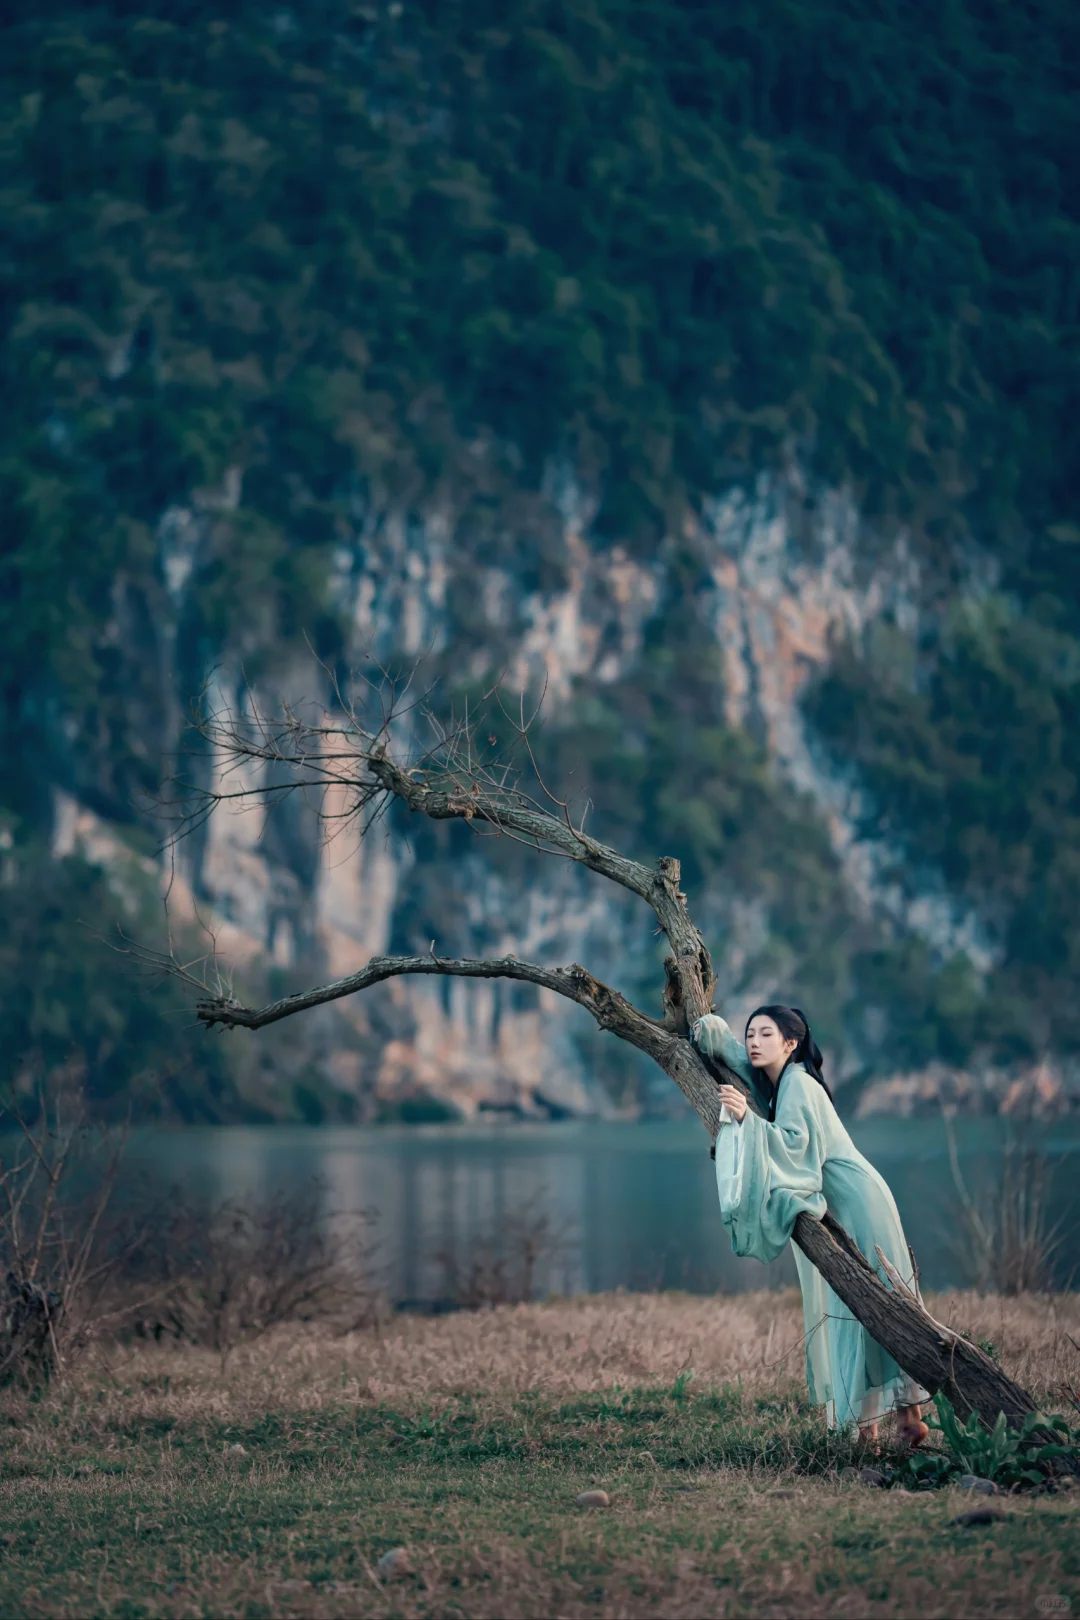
[745, 1015, 798, 1072]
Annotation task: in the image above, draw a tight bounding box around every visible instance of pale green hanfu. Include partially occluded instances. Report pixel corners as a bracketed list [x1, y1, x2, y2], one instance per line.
[693, 1014, 929, 1433]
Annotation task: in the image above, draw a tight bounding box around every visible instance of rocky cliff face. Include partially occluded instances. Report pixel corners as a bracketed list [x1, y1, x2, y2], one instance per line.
[51, 467, 994, 1119]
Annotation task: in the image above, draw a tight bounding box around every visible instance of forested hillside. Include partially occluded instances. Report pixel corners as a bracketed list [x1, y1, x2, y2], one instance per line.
[2, 0, 1078, 1117]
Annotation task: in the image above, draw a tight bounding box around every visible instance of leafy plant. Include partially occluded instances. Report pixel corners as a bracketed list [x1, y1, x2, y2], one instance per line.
[915, 1395, 1079, 1490]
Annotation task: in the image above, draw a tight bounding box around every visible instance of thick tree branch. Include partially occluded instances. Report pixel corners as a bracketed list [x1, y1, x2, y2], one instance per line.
[176, 688, 717, 1029]
[791, 1213, 1065, 1442]
[363, 752, 714, 1020]
[198, 953, 656, 1040]
[196, 952, 737, 1134]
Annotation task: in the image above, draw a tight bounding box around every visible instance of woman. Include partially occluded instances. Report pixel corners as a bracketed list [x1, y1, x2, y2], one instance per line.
[692, 1005, 929, 1448]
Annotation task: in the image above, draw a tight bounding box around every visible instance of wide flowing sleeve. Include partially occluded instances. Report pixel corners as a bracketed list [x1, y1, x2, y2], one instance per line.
[721, 1069, 828, 1263]
[690, 1013, 755, 1087]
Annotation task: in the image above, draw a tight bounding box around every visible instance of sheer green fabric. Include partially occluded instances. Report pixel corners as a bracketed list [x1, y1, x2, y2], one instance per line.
[693, 1014, 928, 1432]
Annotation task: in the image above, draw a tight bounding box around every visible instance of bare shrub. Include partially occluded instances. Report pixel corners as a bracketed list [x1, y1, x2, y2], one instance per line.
[0, 1086, 138, 1386]
[129, 1181, 383, 1353]
[433, 1192, 575, 1310]
[943, 1114, 1074, 1295]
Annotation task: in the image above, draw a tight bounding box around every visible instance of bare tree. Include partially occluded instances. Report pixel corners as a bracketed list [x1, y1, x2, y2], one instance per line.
[148, 667, 1066, 1442]
[0, 1085, 136, 1385]
[131, 1182, 382, 1354]
[942, 1114, 1073, 1295]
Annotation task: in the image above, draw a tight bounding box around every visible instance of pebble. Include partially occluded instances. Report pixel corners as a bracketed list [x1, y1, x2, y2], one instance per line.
[376, 1547, 410, 1579]
[575, 1489, 610, 1509]
[952, 1507, 1005, 1527]
[223, 1443, 247, 1459]
[959, 1474, 999, 1495]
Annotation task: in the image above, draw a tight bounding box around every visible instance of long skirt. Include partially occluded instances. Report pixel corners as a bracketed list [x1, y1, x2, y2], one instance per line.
[792, 1158, 929, 1431]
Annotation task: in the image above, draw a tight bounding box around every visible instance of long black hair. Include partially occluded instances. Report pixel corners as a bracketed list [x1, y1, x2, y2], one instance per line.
[745, 1004, 833, 1118]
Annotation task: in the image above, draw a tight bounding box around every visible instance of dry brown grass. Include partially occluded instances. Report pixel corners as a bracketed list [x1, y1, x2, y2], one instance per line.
[57, 1285, 1080, 1425]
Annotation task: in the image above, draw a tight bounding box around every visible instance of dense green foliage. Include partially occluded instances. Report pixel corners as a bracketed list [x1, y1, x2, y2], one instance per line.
[0, 830, 362, 1120]
[0, 838, 261, 1119]
[1, 0, 1078, 1107]
[0, 842, 190, 1114]
[809, 595, 1080, 1057]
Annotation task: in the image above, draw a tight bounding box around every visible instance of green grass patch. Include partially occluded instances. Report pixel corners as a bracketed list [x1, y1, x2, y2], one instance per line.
[2, 1378, 1078, 1617]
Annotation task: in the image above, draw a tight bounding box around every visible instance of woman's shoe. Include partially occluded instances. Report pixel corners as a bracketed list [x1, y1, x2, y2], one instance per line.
[895, 1418, 929, 1450]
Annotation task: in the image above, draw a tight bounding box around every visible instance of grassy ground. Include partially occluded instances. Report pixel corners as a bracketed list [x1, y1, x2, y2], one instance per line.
[2, 1289, 1079, 1618]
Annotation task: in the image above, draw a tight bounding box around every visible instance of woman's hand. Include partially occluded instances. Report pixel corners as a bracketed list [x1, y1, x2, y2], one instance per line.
[717, 1084, 748, 1122]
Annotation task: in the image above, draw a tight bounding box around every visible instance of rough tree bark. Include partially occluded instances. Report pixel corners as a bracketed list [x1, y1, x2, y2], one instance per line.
[176, 693, 1058, 1436]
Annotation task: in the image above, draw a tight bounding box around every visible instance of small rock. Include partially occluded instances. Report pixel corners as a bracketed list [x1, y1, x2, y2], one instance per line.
[858, 1467, 887, 1488]
[376, 1547, 410, 1579]
[223, 1442, 247, 1459]
[952, 1507, 1005, 1527]
[959, 1474, 998, 1495]
[575, 1489, 610, 1509]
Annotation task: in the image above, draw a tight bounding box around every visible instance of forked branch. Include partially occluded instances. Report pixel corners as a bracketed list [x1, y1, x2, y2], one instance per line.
[170, 676, 716, 1028]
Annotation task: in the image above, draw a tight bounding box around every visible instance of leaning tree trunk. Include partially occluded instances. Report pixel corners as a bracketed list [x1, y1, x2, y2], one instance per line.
[793, 1213, 1043, 1427]
[177, 709, 1070, 1453]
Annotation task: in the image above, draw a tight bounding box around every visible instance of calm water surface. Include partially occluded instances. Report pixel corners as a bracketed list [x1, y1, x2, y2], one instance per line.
[124, 1116, 1080, 1301]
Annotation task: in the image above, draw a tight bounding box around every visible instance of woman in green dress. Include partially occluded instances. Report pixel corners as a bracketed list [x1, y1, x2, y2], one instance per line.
[692, 1004, 929, 1448]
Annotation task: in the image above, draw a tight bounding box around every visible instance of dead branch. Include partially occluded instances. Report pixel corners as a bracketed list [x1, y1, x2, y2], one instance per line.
[166, 674, 717, 1027]
[195, 952, 735, 1135]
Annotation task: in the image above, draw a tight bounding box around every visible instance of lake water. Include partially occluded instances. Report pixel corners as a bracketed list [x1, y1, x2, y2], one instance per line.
[123, 1116, 1080, 1302]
